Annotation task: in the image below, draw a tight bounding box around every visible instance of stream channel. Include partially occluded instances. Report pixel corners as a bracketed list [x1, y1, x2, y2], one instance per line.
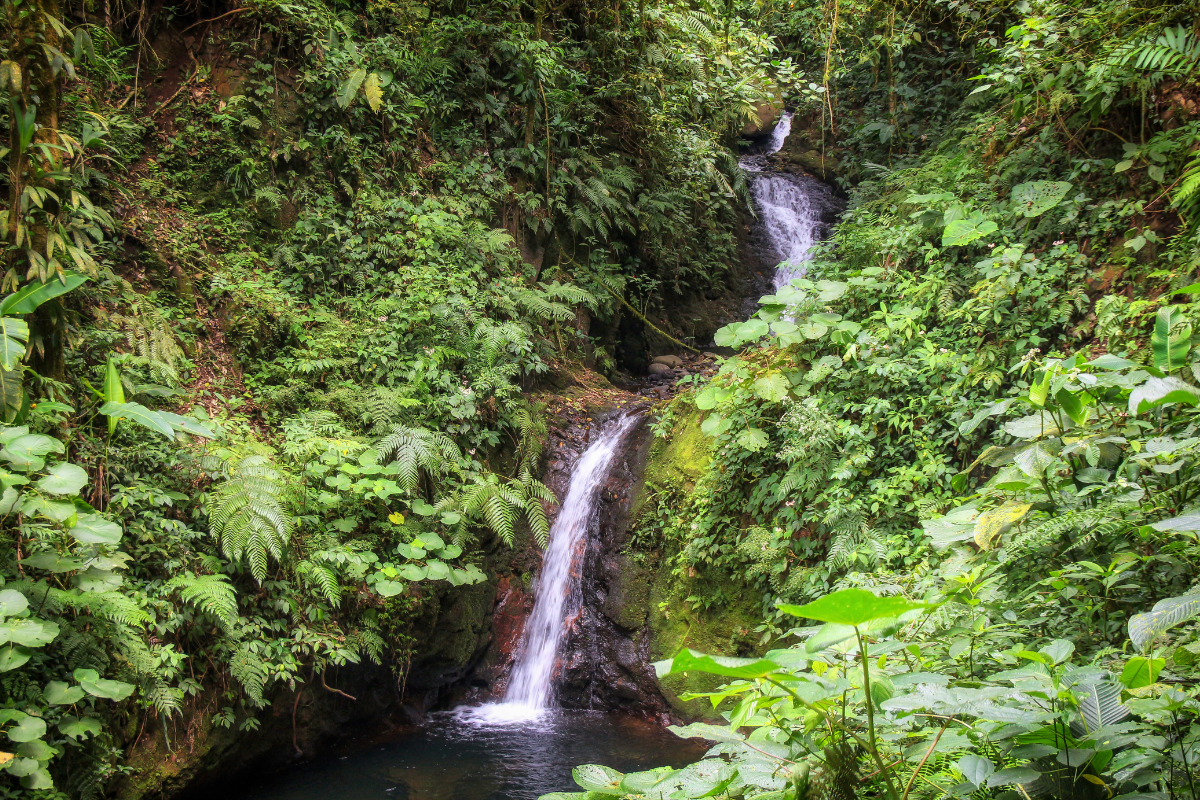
[231, 112, 840, 800]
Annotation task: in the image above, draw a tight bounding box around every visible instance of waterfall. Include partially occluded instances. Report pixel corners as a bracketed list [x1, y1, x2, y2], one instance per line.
[740, 111, 842, 290]
[461, 414, 640, 725]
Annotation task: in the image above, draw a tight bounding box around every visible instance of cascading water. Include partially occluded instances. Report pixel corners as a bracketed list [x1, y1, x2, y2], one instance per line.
[740, 111, 843, 290]
[461, 414, 641, 725]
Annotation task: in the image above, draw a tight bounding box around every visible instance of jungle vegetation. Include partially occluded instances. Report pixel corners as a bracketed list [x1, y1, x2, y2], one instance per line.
[0, 0, 1198, 796]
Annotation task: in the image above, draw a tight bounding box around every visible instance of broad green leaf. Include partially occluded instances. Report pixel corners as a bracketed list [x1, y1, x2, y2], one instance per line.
[815, 280, 848, 301]
[2, 434, 63, 472]
[1002, 412, 1058, 439]
[737, 318, 769, 344]
[74, 668, 135, 701]
[1128, 592, 1200, 652]
[573, 764, 624, 794]
[0, 589, 28, 617]
[1087, 354, 1137, 370]
[20, 552, 83, 572]
[1039, 638, 1074, 664]
[0, 273, 88, 316]
[57, 716, 101, 740]
[0, 368, 20, 425]
[1127, 376, 1200, 415]
[69, 514, 122, 545]
[19, 766, 53, 790]
[411, 499, 435, 516]
[1120, 656, 1164, 689]
[338, 68, 367, 109]
[973, 503, 1031, 550]
[735, 427, 769, 452]
[700, 414, 731, 437]
[1013, 444, 1056, 478]
[43, 682, 84, 705]
[425, 560, 450, 581]
[0, 332, 26, 371]
[36, 463, 87, 496]
[0, 619, 58, 648]
[752, 372, 789, 403]
[712, 324, 738, 347]
[0, 645, 31, 671]
[103, 357, 123, 437]
[942, 215, 998, 247]
[799, 322, 828, 339]
[373, 579, 406, 597]
[74, 567, 122, 593]
[98, 402, 174, 438]
[986, 767, 1040, 788]
[620, 767, 676, 795]
[6, 714, 45, 742]
[653, 649, 784, 679]
[1152, 307, 1191, 373]
[399, 564, 427, 581]
[958, 754, 994, 787]
[1011, 180, 1071, 217]
[363, 72, 383, 112]
[158, 411, 216, 439]
[16, 739, 53, 761]
[778, 588, 929, 627]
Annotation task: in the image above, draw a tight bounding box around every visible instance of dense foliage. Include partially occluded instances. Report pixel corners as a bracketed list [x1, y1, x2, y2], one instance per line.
[557, 0, 1200, 798]
[0, 0, 780, 794]
[4, 0, 1200, 793]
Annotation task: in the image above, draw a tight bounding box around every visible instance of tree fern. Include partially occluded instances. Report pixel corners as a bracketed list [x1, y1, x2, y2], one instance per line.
[163, 572, 239, 630]
[209, 455, 293, 583]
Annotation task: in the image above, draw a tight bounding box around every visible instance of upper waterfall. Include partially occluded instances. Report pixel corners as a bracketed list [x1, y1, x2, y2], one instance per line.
[740, 111, 842, 290]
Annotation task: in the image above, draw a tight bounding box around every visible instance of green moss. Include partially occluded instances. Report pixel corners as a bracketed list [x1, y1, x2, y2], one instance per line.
[635, 406, 711, 521]
[647, 564, 764, 721]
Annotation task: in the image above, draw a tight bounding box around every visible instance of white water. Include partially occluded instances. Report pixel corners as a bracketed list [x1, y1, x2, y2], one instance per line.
[459, 415, 640, 725]
[740, 111, 839, 290]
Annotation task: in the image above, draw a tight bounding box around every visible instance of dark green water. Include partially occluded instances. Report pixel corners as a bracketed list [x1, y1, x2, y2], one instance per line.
[233, 710, 709, 800]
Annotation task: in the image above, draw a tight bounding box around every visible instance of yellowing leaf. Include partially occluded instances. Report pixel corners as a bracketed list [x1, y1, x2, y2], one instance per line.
[363, 72, 383, 113]
[388, 512, 405, 525]
[973, 503, 1031, 550]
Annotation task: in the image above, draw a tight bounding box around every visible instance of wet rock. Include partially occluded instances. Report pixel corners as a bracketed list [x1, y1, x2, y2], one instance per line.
[647, 363, 672, 376]
[651, 354, 683, 368]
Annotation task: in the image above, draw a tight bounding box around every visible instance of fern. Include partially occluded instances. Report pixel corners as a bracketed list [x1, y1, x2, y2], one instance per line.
[1174, 151, 1200, 223]
[209, 455, 293, 583]
[1117, 24, 1200, 74]
[296, 560, 341, 604]
[376, 424, 462, 490]
[163, 572, 239, 630]
[231, 645, 269, 707]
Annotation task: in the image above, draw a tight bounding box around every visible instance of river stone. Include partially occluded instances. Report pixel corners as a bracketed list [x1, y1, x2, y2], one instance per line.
[647, 363, 671, 375]
[651, 354, 683, 368]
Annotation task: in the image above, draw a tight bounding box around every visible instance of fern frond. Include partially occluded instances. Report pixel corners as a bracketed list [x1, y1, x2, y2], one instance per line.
[163, 572, 239, 630]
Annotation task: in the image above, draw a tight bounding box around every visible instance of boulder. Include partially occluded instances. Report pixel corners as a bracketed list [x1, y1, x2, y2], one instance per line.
[741, 101, 782, 137]
[790, 149, 842, 182]
[647, 363, 672, 375]
[651, 354, 684, 368]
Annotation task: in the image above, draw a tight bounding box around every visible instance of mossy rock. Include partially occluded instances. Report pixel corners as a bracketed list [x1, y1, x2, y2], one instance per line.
[648, 566, 764, 722]
[603, 554, 652, 630]
[638, 407, 711, 514]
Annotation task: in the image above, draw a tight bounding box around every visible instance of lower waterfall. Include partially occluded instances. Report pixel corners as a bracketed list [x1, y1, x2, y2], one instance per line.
[462, 414, 641, 724]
